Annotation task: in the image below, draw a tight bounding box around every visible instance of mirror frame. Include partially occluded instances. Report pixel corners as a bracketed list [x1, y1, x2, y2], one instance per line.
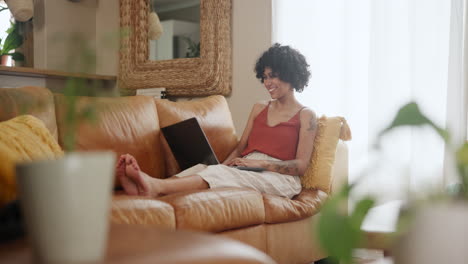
[119, 0, 232, 96]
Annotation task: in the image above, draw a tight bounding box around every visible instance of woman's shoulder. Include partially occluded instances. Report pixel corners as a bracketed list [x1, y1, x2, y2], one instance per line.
[298, 106, 317, 122]
[251, 100, 270, 113]
[245, 100, 269, 121]
[253, 100, 270, 108]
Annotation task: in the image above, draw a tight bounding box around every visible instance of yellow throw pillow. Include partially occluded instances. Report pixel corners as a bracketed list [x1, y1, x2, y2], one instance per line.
[302, 116, 351, 193]
[0, 115, 63, 206]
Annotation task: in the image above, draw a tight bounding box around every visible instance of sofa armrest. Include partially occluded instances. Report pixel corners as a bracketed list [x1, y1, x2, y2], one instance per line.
[261, 141, 347, 224]
[262, 189, 328, 224]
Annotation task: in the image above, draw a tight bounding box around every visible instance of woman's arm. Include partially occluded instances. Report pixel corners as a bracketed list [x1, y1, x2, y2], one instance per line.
[289, 108, 317, 175]
[228, 109, 317, 176]
[222, 102, 268, 165]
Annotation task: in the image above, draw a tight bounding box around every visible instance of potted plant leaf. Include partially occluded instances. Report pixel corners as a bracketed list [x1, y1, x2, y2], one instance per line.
[181, 36, 200, 58]
[0, 22, 24, 66]
[316, 102, 468, 264]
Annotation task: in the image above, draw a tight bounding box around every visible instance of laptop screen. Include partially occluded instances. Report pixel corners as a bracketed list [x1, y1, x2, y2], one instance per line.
[161, 117, 220, 170]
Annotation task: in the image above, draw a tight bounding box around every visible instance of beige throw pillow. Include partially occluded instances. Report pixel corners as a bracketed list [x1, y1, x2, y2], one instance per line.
[302, 116, 351, 193]
[0, 115, 63, 206]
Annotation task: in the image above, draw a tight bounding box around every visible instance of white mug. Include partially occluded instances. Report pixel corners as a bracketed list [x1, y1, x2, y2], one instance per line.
[16, 151, 115, 264]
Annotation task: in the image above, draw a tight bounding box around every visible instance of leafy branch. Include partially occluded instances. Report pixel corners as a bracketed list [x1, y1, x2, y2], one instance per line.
[317, 101, 468, 263]
[1, 22, 25, 61]
[317, 184, 375, 264]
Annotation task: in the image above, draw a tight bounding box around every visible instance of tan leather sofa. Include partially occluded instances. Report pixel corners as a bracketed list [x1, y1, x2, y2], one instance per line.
[0, 86, 348, 264]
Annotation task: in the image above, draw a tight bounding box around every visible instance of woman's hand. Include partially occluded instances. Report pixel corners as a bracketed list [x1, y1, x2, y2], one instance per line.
[226, 158, 265, 168]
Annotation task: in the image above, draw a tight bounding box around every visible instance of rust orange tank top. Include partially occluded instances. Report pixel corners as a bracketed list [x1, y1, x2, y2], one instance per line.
[241, 103, 304, 161]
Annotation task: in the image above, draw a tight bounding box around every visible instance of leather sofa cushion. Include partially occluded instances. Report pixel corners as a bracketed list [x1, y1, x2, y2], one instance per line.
[161, 188, 265, 232]
[54, 95, 166, 182]
[262, 189, 328, 224]
[111, 195, 175, 228]
[0, 86, 58, 141]
[155, 96, 238, 177]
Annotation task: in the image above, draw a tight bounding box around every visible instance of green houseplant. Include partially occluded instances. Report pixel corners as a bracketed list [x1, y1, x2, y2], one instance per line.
[10, 32, 118, 264]
[181, 36, 200, 58]
[0, 22, 25, 65]
[317, 102, 468, 264]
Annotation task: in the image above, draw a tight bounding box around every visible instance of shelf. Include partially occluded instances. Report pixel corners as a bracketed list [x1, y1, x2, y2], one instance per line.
[0, 66, 117, 81]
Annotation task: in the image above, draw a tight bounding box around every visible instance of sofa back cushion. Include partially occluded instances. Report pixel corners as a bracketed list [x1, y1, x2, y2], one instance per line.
[0, 115, 63, 206]
[0, 86, 58, 141]
[155, 96, 238, 177]
[54, 95, 166, 183]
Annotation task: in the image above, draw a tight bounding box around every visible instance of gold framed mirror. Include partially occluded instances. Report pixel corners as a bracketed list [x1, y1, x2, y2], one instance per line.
[119, 0, 231, 96]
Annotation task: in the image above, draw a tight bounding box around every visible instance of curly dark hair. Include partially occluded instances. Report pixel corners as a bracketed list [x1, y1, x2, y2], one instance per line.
[254, 43, 311, 92]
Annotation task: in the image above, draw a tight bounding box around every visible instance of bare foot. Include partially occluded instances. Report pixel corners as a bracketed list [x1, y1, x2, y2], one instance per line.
[117, 154, 139, 196]
[116, 155, 138, 195]
[115, 155, 126, 179]
[123, 154, 161, 197]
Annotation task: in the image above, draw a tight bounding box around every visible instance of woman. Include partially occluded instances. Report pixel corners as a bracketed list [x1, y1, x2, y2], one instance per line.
[116, 43, 317, 199]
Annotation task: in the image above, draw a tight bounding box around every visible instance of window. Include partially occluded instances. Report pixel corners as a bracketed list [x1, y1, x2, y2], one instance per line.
[273, 0, 466, 204]
[0, 1, 13, 66]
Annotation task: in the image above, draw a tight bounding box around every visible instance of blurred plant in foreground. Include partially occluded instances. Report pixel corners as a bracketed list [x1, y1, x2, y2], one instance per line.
[317, 102, 468, 264]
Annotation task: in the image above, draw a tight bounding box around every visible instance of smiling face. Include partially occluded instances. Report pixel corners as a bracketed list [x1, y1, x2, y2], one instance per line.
[262, 67, 293, 99]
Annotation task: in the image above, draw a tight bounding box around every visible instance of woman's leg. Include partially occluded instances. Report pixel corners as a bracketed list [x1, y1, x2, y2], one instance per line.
[117, 154, 209, 197]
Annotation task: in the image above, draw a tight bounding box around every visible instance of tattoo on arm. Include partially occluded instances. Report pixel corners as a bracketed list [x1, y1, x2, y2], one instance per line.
[308, 115, 317, 132]
[266, 160, 299, 176]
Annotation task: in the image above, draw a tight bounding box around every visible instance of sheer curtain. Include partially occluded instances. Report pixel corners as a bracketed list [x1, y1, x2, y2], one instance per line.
[273, 0, 467, 203]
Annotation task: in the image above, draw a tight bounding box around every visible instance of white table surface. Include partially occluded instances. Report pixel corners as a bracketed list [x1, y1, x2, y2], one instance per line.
[369, 257, 394, 264]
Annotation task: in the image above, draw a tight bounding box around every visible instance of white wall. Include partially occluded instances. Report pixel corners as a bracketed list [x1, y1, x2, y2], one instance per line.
[95, 0, 119, 76]
[34, 0, 96, 72]
[33, 0, 119, 76]
[227, 0, 272, 136]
